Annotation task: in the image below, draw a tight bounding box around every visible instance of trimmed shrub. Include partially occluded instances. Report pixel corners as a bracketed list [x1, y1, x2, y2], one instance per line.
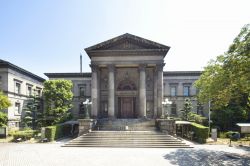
[191, 122, 209, 144]
[13, 130, 38, 141]
[188, 112, 208, 126]
[44, 124, 72, 141]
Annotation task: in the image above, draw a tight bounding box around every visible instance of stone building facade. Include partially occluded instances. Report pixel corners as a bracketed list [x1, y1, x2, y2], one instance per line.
[0, 60, 45, 128]
[46, 33, 206, 119]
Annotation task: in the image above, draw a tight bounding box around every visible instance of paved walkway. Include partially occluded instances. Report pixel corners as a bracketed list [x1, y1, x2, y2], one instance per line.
[0, 143, 249, 166]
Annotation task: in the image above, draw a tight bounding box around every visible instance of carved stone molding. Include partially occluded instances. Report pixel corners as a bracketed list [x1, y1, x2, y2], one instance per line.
[89, 64, 99, 72]
[155, 63, 165, 71]
[138, 64, 147, 71]
[107, 64, 115, 72]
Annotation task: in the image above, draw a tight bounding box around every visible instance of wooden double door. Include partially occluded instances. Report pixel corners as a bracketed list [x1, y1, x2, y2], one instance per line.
[118, 97, 136, 118]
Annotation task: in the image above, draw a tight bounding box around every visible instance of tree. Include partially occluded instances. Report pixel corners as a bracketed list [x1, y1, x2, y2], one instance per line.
[0, 91, 11, 111]
[0, 112, 8, 127]
[43, 80, 73, 125]
[195, 24, 250, 111]
[180, 98, 193, 121]
[22, 95, 42, 129]
[211, 106, 247, 131]
[0, 91, 11, 127]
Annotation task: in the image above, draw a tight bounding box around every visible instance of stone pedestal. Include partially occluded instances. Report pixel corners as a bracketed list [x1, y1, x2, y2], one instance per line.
[156, 119, 176, 135]
[78, 119, 97, 136]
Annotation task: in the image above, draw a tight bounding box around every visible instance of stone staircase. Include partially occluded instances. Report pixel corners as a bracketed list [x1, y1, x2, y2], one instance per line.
[62, 130, 191, 148]
[63, 119, 191, 148]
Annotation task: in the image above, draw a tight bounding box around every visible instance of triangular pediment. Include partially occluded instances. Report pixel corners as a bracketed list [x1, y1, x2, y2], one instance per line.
[85, 33, 170, 51]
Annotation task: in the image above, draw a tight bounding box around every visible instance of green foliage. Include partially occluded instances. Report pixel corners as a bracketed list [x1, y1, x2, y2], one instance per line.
[0, 91, 11, 110]
[44, 124, 72, 141]
[22, 95, 43, 129]
[191, 122, 209, 144]
[0, 112, 8, 127]
[188, 112, 208, 126]
[195, 24, 250, 111]
[13, 130, 38, 141]
[211, 106, 247, 131]
[180, 98, 193, 121]
[43, 80, 73, 125]
[8, 129, 18, 136]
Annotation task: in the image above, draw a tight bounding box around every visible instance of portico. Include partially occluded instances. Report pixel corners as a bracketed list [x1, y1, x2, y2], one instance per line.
[85, 33, 170, 119]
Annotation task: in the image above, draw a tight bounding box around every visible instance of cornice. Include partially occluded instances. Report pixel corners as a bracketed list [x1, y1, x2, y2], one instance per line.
[0, 59, 45, 82]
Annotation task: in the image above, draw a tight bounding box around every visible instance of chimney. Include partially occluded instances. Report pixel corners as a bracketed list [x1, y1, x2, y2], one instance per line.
[80, 54, 82, 73]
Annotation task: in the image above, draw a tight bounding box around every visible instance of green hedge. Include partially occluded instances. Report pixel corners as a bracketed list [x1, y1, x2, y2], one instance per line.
[188, 112, 208, 126]
[44, 124, 72, 141]
[191, 122, 209, 144]
[13, 130, 38, 141]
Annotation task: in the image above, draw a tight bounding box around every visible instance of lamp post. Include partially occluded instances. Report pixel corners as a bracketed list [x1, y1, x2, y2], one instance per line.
[82, 99, 92, 119]
[162, 98, 172, 119]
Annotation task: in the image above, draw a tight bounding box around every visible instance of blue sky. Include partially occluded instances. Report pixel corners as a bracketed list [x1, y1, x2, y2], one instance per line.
[0, 0, 249, 78]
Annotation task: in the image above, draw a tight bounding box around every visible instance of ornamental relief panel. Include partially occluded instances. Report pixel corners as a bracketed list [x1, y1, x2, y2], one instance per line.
[104, 40, 146, 50]
[115, 68, 139, 91]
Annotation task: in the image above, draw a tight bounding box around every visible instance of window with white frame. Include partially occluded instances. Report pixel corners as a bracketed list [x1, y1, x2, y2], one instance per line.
[15, 102, 21, 114]
[15, 82, 21, 94]
[27, 86, 32, 96]
[36, 89, 41, 96]
[183, 86, 190, 96]
[170, 86, 177, 96]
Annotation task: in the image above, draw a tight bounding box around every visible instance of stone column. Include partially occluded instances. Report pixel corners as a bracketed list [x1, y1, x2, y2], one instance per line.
[157, 63, 165, 117]
[108, 65, 115, 118]
[153, 68, 158, 118]
[90, 64, 98, 118]
[139, 64, 147, 118]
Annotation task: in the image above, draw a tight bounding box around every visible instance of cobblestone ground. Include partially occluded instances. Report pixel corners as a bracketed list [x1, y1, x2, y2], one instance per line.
[0, 143, 249, 166]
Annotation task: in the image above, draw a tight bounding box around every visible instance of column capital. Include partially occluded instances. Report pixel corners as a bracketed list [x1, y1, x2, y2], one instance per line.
[138, 64, 147, 71]
[89, 64, 99, 72]
[155, 63, 165, 71]
[107, 64, 115, 71]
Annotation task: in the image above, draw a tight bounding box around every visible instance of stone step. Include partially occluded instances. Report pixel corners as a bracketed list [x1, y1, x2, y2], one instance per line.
[63, 130, 191, 148]
[62, 144, 191, 148]
[71, 140, 185, 145]
[95, 119, 156, 131]
[76, 136, 178, 139]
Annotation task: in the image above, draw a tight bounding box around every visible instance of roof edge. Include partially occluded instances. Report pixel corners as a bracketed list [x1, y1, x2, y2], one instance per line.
[44, 72, 92, 78]
[0, 59, 45, 82]
[85, 33, 170, 52]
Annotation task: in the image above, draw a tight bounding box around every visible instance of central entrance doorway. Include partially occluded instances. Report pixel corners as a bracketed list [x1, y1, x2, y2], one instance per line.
[118, 97, 135, 118]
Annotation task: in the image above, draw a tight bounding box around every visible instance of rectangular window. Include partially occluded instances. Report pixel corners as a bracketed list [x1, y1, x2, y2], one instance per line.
[37, 89, 41, 96]
[27, 86, 32, 96]
[79, 87, 85, 97]
[183, 86, 190, 96]
[15, 102, 21, 114]
[170, 86, 177, 96]
[15, 122, 20, 128]
[171, 103, 177, 115]
[15, 82, 21, 94]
